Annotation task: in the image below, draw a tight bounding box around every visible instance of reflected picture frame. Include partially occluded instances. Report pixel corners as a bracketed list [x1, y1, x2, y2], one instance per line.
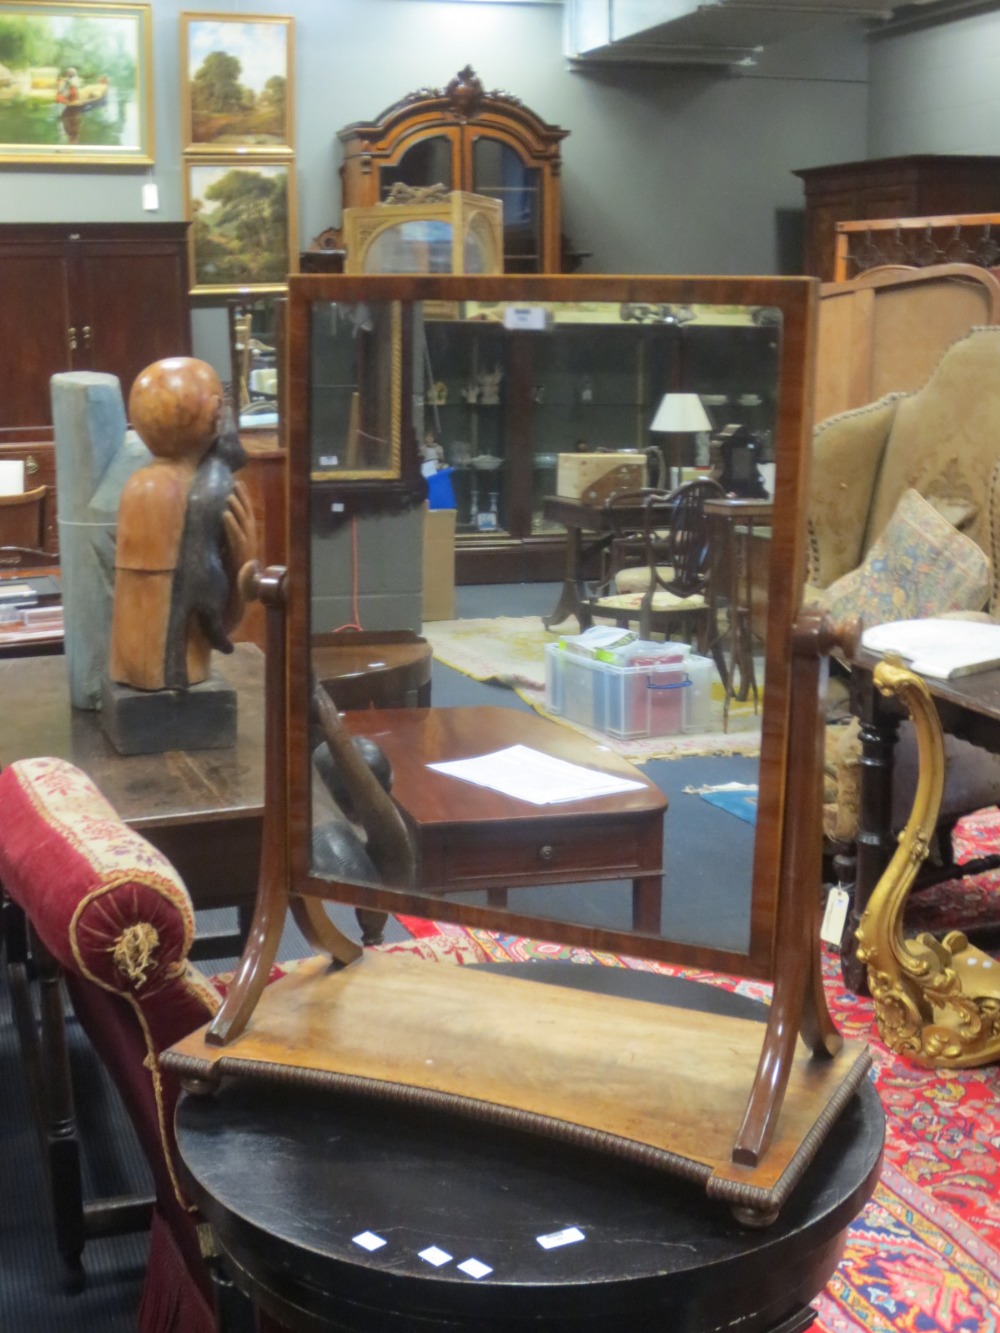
[185, 155, 297, 296]
[180, 11, 294, 156]
[0, 1, 153, 166]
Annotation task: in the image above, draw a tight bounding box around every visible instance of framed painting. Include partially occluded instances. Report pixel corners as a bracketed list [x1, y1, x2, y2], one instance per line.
[0, 1, 152, 164]
[181, 12, 293, 155]
[186, 156, 297, 295]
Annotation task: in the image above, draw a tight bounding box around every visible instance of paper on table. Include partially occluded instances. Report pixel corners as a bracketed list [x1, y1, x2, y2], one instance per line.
[427, 744, 645, 805]
[862, 619, 1000, 680]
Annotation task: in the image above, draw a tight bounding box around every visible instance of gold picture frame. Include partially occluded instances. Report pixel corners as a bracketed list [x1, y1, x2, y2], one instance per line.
[0, 1, 153, 165]
[180, 11, 293, 156]
[185, 155, 297, 296]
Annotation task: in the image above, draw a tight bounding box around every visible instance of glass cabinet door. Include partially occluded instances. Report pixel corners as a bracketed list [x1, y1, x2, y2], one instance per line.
[423, 317, 508, 534]
[378, 132, 458, 197]
[470, 137, 542, 274]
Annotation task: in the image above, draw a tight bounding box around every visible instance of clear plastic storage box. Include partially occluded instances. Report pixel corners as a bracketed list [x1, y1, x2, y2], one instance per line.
[544, 643, 716, 738]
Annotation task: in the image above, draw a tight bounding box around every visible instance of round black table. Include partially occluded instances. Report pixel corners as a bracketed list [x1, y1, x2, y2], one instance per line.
[175, 964, 884, 1333]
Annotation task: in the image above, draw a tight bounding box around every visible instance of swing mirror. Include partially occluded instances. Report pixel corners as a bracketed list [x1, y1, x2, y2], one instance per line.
[285, 273, 817, 981]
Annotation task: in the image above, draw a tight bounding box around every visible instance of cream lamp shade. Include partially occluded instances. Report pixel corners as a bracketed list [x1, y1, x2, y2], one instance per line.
[650, 393, 712, 434]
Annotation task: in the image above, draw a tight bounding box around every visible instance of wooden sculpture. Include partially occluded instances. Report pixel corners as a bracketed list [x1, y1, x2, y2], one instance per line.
[856, 658, 1000, 1067]
[109, 357, 257, 692]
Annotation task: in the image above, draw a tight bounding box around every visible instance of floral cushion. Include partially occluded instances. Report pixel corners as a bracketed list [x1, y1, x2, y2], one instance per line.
[815, 488, 991, 628]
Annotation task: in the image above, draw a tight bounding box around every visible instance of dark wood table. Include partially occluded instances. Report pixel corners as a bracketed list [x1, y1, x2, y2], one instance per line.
[176, 964, 884, 1333]
[0, 643, 266, 923]
[313, 629, 432, 711]
[840, 649, 1000, 991]
[343, 705, 667, 934]
[541, 495, 649, 631]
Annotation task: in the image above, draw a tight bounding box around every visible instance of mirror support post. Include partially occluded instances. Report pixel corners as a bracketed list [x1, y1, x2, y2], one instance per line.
[731, 611, 857, 1170]
[207, 563, 293, 1047]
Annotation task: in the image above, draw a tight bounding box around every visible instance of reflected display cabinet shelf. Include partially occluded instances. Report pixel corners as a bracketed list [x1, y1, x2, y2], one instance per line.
[422, 302, 780, 583]
[337, 66, 568, 277]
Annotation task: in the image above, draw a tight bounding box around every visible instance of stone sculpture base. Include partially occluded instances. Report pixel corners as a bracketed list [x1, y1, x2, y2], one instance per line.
[100, 671, 237, 756]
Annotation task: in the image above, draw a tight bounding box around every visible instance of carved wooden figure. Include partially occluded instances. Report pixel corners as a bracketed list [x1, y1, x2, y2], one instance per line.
[109, 357, 257, 692]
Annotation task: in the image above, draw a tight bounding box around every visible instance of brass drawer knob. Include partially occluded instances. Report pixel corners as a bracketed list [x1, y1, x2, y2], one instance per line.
[538, 844, 554, 862]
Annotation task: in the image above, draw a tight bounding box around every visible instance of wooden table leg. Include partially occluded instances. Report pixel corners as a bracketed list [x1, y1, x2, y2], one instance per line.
[543, 527, 593, 631]
[840, 670, 901, 994]
[631, 874, 661, 935]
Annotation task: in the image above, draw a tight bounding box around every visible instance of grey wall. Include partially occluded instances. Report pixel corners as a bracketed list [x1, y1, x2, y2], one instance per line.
[0, 0, 870, 372]
[868, 10, 1000, 156]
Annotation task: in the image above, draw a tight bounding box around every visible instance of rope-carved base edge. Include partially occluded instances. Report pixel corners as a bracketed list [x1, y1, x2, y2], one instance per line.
[163, 1044, 874, 1223]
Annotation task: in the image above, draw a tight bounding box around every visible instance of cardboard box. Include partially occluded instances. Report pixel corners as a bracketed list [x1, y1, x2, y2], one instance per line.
[422, 503, 456, 622]
[556, 452, 646, 503]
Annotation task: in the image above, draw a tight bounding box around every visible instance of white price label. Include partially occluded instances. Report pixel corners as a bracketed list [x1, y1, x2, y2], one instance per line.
[503, 305, 549, 331]
[820, 887, 851, 947]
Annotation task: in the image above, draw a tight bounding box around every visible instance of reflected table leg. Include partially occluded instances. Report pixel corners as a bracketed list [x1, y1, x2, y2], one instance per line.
[543, 526, 594, 631]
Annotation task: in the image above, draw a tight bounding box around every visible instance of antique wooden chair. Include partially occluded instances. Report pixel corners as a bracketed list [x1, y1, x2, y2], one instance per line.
[587, 478, 725, 652]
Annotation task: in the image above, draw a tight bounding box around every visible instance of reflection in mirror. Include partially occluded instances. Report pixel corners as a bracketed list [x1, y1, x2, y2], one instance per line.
[309, 301, 402, 479]
[228, 296, 282, 432]
[303, 292, 790, 965]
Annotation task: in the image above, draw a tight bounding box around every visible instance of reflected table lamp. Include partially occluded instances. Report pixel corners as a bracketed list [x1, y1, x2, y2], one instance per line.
[651, 392, 712, 479]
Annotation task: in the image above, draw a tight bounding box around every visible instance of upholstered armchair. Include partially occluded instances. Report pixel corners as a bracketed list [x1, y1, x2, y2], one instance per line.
[0, 756, 273, 1333]
[806, 326, 1000, 881]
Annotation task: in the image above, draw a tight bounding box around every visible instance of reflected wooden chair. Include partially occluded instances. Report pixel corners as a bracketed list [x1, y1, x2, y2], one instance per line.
[588, 479, 726, 659]
[0, 485, 47, 550]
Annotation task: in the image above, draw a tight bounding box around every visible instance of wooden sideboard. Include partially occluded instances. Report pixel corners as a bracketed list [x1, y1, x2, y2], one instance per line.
[0, 222, 192, 433]
[794, 155, 1000, 280]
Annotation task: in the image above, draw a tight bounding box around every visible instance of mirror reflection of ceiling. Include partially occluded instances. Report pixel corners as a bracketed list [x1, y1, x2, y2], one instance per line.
[565, 0, 980, 67]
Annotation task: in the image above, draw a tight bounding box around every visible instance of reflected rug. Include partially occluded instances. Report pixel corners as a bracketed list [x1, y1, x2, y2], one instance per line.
[386, 916, 1000, 1331]
[424, 615, 762, 762]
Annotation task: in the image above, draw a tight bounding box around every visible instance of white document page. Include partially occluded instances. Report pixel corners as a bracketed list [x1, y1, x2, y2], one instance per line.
[427, 744, 645, 805]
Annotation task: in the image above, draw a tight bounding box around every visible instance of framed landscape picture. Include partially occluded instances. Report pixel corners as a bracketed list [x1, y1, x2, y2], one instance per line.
[186, 156, 297, 295]
[181, 11, 293, 155]
[0, 1, 153, 164]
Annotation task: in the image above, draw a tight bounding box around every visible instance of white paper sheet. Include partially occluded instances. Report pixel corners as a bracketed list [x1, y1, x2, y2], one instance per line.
[427, 744, 645, 805]
[862, 618, 1000, 679]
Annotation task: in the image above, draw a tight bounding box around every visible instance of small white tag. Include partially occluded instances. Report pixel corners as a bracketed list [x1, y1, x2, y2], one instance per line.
[536, 1226, 585, 1250]
[458, 1258, 492, 1279]
[503, 305, 548, 331]
[141, 182, 159, 211]
[352, 1231, 386, 1251]
[331, 502, 345, 513]
[820, 887, 851, 947]
[418, 1245, 453, 1267]
[319, 454, 339, 467]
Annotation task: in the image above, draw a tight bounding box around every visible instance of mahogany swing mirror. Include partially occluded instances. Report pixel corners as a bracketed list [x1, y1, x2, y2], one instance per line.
[286, 273, 812, 980]
[167, 274, 871, 1223]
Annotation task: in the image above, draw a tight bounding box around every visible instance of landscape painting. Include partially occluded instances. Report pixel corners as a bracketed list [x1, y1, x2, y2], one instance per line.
[0, 1, 152, 163]
[182, 12, 293, 154]
[187, 158, 295, 294]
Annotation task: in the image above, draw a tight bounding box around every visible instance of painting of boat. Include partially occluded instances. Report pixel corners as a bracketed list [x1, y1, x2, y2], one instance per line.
[0, 3, 152, 165]
[0, 66, 109, 111]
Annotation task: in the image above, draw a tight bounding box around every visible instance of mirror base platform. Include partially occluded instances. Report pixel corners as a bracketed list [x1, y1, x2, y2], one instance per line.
[163, 950, 871, 1224]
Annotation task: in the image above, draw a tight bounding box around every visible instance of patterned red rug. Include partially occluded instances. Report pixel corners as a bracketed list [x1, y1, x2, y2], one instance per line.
[388, 917, 1000, 1332]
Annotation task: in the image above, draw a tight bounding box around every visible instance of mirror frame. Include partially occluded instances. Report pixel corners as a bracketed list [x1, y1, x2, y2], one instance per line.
[285, 274, 818, 982]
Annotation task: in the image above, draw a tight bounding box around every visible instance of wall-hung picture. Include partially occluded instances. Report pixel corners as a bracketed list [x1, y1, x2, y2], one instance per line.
[181, 11, 293, 155]
[186, 157, 296, 295]
[0, 1, 153, 164]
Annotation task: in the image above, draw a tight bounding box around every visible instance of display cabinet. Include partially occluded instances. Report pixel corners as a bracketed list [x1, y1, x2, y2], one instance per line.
[337, 66, 568, 275]
[420, 303, 780, 582]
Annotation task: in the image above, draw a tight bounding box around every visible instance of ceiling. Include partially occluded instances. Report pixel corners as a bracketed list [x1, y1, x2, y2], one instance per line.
[564, 0, 994, 67]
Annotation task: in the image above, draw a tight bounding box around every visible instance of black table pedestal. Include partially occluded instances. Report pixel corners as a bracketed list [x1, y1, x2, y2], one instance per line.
[175, 966, 883, 1333]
